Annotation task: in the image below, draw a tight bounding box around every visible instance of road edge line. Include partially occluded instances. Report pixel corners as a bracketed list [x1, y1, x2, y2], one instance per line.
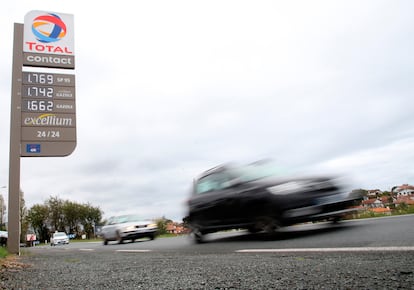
[236, 246, 414, 253]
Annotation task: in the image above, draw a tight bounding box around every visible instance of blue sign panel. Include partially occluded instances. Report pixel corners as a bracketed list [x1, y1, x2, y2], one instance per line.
[26, 144, 41, 153]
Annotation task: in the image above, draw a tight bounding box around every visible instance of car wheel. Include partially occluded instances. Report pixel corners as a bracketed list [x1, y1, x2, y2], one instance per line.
[255, 216, 281, 234]
[116, 232, 123, 244]
[248, 226, 261, 234]
[149, 234, 155, 240]
[192, 228, 204, 244]
[330, 216, 341, 224]
[103, 239, 108, 245]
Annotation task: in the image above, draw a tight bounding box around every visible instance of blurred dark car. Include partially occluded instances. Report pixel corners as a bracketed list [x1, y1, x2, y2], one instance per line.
[185, 161, 363, 243]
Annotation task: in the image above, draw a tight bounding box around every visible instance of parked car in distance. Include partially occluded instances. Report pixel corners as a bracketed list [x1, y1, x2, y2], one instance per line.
[185, 161, 364, 243]
[50, 232, 69, 246]
[101, 215, 158, 245]
[0, 231, 7, 246]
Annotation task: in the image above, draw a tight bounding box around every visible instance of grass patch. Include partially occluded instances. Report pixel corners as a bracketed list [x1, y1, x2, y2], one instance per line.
[0, 247, 8, 258]
[64, 258, 80, 263]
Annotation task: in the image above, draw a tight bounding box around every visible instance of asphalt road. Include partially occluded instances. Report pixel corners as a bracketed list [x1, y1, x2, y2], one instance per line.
[1, 215, 413, 289]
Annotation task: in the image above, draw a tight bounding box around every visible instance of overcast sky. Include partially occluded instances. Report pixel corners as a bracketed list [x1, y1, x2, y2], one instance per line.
[1, 1, 413, 221]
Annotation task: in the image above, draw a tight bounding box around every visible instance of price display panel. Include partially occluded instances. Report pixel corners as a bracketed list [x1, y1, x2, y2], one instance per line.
[23, 72, 75, 86]
[20, 71, 76, 156]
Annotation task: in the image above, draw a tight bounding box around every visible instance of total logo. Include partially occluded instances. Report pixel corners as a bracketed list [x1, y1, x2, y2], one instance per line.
[24, 11, 74, 55]
[32, 13, 67, 43]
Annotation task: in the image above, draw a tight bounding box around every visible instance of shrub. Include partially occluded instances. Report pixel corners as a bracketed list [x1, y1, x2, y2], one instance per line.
[0, 247, 8, 259]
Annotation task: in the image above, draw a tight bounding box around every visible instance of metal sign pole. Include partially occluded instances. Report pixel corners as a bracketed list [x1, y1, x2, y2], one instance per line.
[8, 12, 76, 255]
[8, 23, 23, 255]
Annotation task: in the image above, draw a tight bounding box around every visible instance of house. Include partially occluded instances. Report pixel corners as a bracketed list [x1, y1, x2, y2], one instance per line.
[166, 222, 188, 234]
[367, 189, 382, 198]
[361, 196, 391, 215]
[394, 195, 414, 207]
[362, 198, 385, 208]
[392, 184, 414, 196]
[379, 195, 394, 207]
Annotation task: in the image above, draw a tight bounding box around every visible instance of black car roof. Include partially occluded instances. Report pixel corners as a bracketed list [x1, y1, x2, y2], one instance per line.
[196, 164, 233, 179]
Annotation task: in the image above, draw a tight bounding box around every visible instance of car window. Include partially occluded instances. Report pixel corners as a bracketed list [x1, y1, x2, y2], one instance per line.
[107, 217, 115, 225]
[116, 216, 129, 223]
[229, 162, 285, 183]
[54, 232, 66, 237]
[125, 215, 143, 222]
[111, 215, 143, 224]
[195, 172, 233, 194]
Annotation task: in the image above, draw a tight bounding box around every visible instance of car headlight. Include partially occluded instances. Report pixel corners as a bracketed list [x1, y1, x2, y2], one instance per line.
[125, 226, 136, 231]
[268, 182, 304, 195]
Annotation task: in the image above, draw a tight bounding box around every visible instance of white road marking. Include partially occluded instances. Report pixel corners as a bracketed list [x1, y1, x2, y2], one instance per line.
[116, 249, 152, 253]
[79, 248, 95, 251]
[236, 246, 414, 253]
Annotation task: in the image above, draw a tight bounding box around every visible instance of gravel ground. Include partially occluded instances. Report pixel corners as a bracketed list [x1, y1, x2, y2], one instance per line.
[0, 249, 413, 289]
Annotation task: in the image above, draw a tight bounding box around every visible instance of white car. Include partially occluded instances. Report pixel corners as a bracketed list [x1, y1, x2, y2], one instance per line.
[0, 231, 7, 246]
[101, 215, 158, 245]
[50, 232, 69, 246]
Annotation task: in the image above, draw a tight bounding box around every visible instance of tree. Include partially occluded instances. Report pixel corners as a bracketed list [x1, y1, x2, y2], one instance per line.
[155, 216, 172, 235]
[25, 196, 104, 241]
[0, 194, 5, 230]
[46, 196, 65, 232]
[20, 189, 29, 243]
[78, 203, 102, 239]
[27, 204, 49, 242]
[62, 201, 81, 234]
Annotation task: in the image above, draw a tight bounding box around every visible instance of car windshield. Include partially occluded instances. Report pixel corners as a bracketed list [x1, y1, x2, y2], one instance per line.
[195, 161, 287, 195]
[54, 232, 66, 237]
[113, 215, 143, 224]
[228, 161, 286, 183]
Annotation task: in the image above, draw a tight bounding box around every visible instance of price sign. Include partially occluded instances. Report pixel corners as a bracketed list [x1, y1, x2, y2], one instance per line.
[22, 99, 54, 112]
[20, 72, 76, 156]
[22, 85, 75, 98]
[18, 11, 76, 157]
[23, 72, 75, 86]
[21, 99, 75, 113]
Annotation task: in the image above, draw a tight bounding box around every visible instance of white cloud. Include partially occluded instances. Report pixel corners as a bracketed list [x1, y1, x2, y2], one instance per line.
[313, 137, 414, 190]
